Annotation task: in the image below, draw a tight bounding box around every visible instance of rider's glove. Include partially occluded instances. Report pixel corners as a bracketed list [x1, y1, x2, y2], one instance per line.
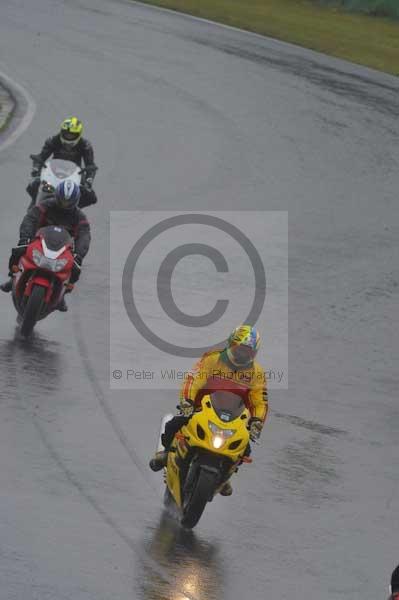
[248, 417, 263, 442]
[14, 239, 31, 255]
[9, 239, 30, 273]
[85, 177, 93, 190]
[178, 399, 195, 417]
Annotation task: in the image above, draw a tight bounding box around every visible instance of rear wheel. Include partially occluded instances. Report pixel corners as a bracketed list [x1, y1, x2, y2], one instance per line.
[20, 285, 46, 337]
[181, 469, 218, 529]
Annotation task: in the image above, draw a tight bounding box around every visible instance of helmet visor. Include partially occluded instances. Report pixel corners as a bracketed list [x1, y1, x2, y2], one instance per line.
[61, 130, 80, 142]
[229, 344, 257, 366]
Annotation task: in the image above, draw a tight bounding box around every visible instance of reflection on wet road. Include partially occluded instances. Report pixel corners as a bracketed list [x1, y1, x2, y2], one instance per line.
[138, 511, 225, 600]
[2, 331, 62, 388]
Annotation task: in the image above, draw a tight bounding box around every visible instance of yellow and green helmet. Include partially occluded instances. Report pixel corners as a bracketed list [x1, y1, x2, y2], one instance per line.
[60, 116, 83, 147]
[226, 324, 260, 367]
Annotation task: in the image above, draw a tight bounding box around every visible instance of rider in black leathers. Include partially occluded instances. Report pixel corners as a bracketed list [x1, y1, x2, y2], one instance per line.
[1, 182, 91, 311]
[27, 117, 98, 209]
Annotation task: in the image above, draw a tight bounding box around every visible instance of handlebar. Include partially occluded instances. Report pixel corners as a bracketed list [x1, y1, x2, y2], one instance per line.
[79, 165, 98, 176]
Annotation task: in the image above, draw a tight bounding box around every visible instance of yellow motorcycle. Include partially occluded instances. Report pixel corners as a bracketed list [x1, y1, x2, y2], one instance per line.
[161, 390, 252, 529]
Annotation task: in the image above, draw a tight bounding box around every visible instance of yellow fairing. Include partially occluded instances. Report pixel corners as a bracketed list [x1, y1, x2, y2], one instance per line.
[166, 394, 250, 508]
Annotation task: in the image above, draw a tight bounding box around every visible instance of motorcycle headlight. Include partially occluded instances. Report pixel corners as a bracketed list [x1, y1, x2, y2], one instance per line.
[42, 181, 54, 193]
[208, 421, 237, 449]
[208, 421, 236, 438]
[32, 248, 43, 267]
[31, 249, 67, 272]
[39, 256, 57, 271]
[53, 258, 68, 272]
[212, 435, 224, 449]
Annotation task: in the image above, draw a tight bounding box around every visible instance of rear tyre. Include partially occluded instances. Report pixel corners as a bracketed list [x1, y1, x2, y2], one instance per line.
[20, 285, 46, 337]
[181, 469, 217, 529]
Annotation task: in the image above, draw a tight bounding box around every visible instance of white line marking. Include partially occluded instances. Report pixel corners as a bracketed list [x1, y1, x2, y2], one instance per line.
[0, 68, 36, 153]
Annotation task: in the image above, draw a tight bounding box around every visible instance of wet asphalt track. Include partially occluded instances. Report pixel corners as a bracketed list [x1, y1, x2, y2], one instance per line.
[0, 1, 399, 598]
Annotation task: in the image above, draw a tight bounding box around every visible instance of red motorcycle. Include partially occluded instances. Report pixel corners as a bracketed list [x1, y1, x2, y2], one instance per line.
[11, 225, 74, 337]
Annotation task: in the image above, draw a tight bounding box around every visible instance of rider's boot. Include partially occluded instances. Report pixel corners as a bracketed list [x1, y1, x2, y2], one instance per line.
[57, 285, 74, 312]
[0, 278, 13, 293]
[149, 450, 168, 472]
[219, 480, 233, 496]
[56, 297, 68, 312]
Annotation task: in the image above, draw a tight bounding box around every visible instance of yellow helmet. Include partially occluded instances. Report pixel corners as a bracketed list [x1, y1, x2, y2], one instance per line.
[60, 116, 83, 147]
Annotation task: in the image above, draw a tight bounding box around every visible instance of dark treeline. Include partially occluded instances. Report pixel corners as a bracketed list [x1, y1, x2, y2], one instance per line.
[318, 0, 399, 18]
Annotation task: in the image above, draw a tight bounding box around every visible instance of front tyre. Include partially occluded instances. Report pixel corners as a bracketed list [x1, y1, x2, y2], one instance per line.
[181, 469, 218, 529]
[20, 285, 46, 337]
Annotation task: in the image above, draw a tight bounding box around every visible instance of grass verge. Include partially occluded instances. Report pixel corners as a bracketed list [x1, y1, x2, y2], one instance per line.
[137, 0, 399, 75]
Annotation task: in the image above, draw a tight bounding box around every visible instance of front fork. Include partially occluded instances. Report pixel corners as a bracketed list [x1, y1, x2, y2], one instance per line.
[183, 453, 234, 503]
[16, 270, 65, 310]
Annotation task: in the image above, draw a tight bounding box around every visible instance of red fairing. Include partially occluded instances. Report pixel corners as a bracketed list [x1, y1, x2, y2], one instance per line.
[15, 230, 74, 307]
[23, 237, 74, 280]
[30, 235, 73, 271]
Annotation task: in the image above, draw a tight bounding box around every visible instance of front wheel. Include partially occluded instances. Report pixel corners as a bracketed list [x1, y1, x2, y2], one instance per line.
[20, 285, 46, 337]
[181, 469, 218, 529]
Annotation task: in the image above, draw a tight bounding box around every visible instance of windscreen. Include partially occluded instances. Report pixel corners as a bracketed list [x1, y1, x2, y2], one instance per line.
[38, 226, 72, 251]
[48, 158, 78, 179]
[210, 390, 245, 422]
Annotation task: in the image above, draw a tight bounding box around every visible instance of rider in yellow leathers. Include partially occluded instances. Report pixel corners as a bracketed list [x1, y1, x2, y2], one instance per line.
[150, 325, 269, 496]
